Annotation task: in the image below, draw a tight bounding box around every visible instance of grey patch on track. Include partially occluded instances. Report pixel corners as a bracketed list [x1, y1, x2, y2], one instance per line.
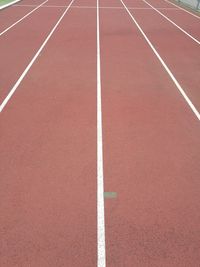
[104, 192, 117, 199]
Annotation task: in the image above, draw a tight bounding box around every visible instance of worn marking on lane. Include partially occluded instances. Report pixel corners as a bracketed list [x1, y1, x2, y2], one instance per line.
[120, 0, 200, 121]
[0, 0, 75, 112]
[0, 0, 48, 36]
[104, 192, 117, 199]
[97, 0, 106, 266]
[143, 0, 200, 45]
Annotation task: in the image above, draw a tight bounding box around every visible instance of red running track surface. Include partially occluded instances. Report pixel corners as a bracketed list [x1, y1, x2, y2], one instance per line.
[0, 4, 34, 32]
[0, 1, 97, 266]
[101, 1, 200, 266]
[145, 0, 200, 40]
[124, 0, 200, 109]
[0, 0, 200, 266]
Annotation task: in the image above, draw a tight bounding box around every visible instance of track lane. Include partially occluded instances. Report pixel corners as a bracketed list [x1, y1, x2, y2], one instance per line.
[0, 0, 73, 105]
[144, 0, 200, 40]
[0, 0, 49, 37]
[123, 0, 200, 113]
[0, 4, 34, 32]
[120, 0, 149, 8]
[1, 0, 200, 266]
[19, 0, 47, 5]
[44, 0, 73, 6]
[164, 0, 200, 19]
[100, 0, 122, 7]
[100, 1, 200, 266]
[0, 1, 97, 266]
[71, 0, 95, 7]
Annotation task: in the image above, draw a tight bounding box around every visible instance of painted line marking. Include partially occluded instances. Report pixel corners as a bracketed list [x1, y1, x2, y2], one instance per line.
[164, 0, 200, 19]
[0, 0, 75, 112]
[97, 0, 106, 266]
[13, 4, 180, 10]
[0, 0, 48, 37]
[13, 4, 66, 8]
[104, 192, 117, 199]
[143, 0, 200, 45]
[120, 0, 200, 121]
[0, 0, 21, 10]
[73, 5, 121, 9]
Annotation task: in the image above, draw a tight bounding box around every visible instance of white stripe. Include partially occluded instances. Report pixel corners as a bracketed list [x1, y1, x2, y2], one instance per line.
[97, 0, 106, 266]
[0, 0, 21, 10]
[14, 4, 67, 8]
[72, 5, 121, 9]
[13, 4, 180, 10]
[143, 0, 200, 45]
[0, 0, 75, 112]
[0, 0, 48, 37]
[164, 0, 200, 19]
[129, 7, 179, 9]
[120, 0, 200, 121]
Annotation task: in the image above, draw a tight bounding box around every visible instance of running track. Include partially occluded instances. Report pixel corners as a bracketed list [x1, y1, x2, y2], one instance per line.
[0, 0, 200, 266]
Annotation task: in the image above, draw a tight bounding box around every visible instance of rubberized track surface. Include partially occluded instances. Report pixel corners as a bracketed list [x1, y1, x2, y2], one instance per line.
[0, 0, 200, 266]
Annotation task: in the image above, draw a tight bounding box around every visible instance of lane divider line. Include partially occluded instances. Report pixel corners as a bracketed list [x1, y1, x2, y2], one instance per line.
[164, 0, 200, 20]
[14, 4, 68, 8]
[13, 4, 180, 10]
[73, 5, 121, 9]
[97, 0, 106, 266]
[143, 0, 200, 45]
[0, 0, 75, 112]
[0, 0, 48, 37]
[120, 0, 200, 121]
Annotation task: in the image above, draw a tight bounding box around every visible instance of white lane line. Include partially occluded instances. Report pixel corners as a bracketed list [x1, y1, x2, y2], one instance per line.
[120, 0, 200, 121]
[73, 5, 121, 8]
[72, 5, 178, 9]
[13, 4, 180, 10]
[164, 0, 200, 19]
[129, 7, 179, 9]
[0, 0, 75, 112]
[14, 4, 66, 8]
[97, 0, 106, 266]
[13, 4, 121, 8]
[143, 0, 200, 45]
[0, 0, 48, 37]
[0, 0, 21, 10]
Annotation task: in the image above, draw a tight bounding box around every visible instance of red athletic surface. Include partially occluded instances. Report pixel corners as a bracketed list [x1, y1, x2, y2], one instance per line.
[0, 0, 200, 266]
[125, 3, 200, 109]
[0, 5, 33, 32]
[146, 0, 200, 40]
